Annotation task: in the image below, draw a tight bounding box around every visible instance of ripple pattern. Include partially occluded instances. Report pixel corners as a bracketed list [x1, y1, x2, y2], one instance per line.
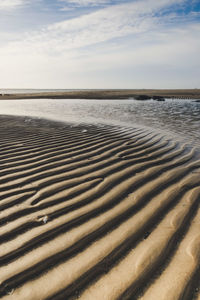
[0, 115, 200, 300]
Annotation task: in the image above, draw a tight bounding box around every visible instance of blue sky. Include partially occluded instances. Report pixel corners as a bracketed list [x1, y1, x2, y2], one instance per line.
[0, 0, 199, 88]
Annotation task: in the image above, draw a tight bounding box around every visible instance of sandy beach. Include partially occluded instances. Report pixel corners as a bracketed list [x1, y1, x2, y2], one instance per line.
[0, 89, 200, 100]
[0, 114, 200, 299]
[1, 0, 200, 297]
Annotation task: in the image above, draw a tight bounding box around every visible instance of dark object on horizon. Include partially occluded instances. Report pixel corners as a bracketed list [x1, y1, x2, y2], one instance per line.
[152, 96, 165, 101]
[194, 99, 200, 103]
[134, 95, 151, 100]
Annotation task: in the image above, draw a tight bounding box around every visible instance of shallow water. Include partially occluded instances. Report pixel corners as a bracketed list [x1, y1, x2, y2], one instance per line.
[0, 98, 199, 147]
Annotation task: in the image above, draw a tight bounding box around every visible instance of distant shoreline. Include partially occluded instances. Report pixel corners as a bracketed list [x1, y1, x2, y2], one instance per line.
[0, 89, 200, 100]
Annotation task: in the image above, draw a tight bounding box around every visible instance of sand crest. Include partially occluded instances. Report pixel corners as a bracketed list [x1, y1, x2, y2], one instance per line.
[0, 115, 200, 300]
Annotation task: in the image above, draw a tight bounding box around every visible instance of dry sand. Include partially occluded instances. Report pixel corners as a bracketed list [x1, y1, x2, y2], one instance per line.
[0, 89, 200, 100]
[0, 115, 200, 300]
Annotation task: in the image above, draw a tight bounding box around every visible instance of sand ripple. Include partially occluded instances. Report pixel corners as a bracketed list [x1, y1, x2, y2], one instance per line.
[0, 115, 200, 300]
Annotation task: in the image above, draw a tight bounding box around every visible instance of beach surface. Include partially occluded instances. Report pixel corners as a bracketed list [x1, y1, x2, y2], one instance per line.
[0, 89, 200, 100]
[0, 114, 200, 300]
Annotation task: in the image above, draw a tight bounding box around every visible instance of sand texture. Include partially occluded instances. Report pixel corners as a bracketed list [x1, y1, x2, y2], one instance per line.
[0, 89, 200, 100]
[0, 115, 200, 300]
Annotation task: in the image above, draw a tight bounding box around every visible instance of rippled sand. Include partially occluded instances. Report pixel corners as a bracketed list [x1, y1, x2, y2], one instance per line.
[0, 115, 200, 300]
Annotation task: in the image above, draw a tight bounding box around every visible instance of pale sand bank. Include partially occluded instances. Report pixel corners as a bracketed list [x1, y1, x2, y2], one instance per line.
[0, 115, 200, 300]
[0, 89, 200, 100]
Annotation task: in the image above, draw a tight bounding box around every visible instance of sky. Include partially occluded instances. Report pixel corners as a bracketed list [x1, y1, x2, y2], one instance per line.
[0, 0, 199, 89]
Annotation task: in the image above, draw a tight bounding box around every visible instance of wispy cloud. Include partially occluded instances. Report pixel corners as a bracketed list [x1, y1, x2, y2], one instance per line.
[0, 0, 27, 10]
[0, 0, 199, 88]
[59, 0, 118, 8]
[7, 0, 187, 54]
[61, 0, 108, 5]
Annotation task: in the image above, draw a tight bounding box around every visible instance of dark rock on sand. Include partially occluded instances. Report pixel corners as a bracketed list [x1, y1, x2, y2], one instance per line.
[152, 96, 165, 101]
[134, 95, 152, 100]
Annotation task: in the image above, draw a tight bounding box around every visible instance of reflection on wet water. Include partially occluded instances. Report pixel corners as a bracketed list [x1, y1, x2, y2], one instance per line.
[102, 99, 200, 144]
[0, 98, 199, 146]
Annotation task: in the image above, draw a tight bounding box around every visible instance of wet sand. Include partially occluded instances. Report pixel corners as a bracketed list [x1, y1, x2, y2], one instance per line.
[0, 89, 200, 100]
[0, 115, 200, 300]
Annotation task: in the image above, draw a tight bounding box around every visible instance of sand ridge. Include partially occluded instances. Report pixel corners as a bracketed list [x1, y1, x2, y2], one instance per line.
[0, 89, 200, 100]
[0, 115, 200, 300]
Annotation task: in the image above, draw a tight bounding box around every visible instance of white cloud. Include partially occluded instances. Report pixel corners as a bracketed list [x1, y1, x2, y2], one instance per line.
[0, 0, 27, 10]
[59, 0, 113, 7]
[67, 0, 107, 3]
[1, 21, 199, 88]
[62, 0, 108, 4]
[0, 0, 199, 88]
[3, 0, 185, 55]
